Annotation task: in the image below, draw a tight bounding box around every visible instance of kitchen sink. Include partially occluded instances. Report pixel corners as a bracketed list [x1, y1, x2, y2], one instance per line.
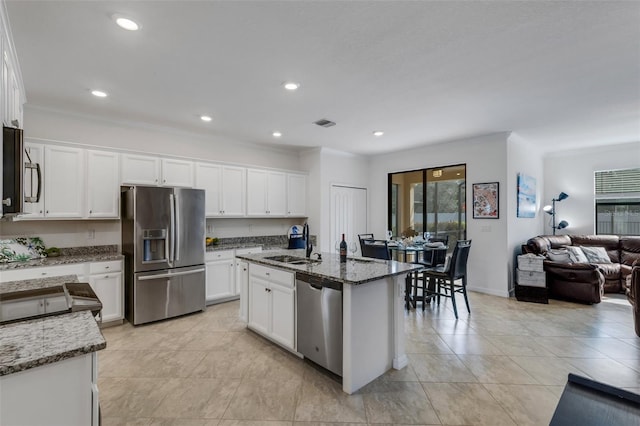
[264, 255, 321, 265]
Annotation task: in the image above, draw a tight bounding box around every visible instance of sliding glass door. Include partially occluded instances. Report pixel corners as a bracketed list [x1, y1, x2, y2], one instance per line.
[388, 164, 466, 248]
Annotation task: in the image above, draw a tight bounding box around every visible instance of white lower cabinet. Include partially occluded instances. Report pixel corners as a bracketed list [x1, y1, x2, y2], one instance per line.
[0, 352, 98, 425]
[205, 250, 236, 303]
[88, 260, 124, 323]
[234, 247, 261, 321]
[248, 263, 295, 350]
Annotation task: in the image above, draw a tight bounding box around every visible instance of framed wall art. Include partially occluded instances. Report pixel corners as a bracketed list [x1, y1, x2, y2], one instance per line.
[472, 182, 499, 219]
[517, 173, 537, 218]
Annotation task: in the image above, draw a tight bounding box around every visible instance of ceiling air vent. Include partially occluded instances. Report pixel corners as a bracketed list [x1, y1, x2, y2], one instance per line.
[314, 119, 336, 128]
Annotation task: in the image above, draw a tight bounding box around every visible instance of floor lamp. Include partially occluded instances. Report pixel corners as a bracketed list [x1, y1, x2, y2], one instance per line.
[543, 192, 569, 235]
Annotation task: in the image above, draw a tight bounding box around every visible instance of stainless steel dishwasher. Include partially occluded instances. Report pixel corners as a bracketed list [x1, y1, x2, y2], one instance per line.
[296, 272, 343, 376]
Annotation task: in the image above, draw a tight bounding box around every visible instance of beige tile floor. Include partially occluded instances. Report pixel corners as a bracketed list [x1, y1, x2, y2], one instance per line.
[99, 292, 640, 426]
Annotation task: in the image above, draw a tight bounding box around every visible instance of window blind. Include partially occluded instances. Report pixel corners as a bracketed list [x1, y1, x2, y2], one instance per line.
[595, 168, 640, 195]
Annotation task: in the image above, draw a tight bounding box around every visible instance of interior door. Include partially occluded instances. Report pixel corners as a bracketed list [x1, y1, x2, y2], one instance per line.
[330, 185, 367, 255]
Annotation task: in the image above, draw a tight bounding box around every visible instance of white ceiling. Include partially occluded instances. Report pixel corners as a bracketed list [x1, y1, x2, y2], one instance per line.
[5, 1, 640, 155]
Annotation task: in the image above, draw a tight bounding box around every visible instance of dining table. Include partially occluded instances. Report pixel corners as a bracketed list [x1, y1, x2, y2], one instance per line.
[387, 241, 448, 309]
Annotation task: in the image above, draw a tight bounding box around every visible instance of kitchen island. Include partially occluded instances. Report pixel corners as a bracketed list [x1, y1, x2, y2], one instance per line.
[0, 275, 106, 425]
[235, 249, 423, 394]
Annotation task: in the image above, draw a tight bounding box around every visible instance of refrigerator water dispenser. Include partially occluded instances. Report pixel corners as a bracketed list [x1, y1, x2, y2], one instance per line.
[142, 229, 167, 262]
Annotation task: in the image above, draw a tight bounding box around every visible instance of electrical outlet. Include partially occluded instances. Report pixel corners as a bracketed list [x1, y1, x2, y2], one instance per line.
[206, 225, 213, 235]
[88, 229, 95, 239]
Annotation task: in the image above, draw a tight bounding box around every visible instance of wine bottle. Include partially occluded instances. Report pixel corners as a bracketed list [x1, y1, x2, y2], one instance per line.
[340, 233, 347, 263]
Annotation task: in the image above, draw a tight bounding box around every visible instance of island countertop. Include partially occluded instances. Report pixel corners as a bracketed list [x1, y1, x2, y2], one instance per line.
[235, 249, 423, 285]
[0, 276, 106, 376]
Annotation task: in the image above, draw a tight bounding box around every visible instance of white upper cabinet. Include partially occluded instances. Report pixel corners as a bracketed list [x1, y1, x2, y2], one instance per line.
[287, 173, 306, 217]
[120, 154, 161, 185]
[247, 169, 287, 216]
[121, 154, 193, 187]
[44, 145, 85, 218]
[86, 150, 119, 218]
[195, 163, 245, 217]
[161, 158, 194, 187]
[1, 27, 24, 129]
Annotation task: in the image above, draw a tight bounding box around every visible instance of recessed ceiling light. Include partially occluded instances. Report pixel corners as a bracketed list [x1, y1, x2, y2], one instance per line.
[113, 14, 140, 31]
[373, 131, 384, 137]
[91, 90, 108, 98]
[283, 82, 300, 91]
[272, 131, 282, 138]
[200, 115, 212, 122]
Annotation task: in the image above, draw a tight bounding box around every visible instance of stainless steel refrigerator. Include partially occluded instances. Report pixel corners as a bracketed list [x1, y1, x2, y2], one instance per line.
[121, 186, 206, 325]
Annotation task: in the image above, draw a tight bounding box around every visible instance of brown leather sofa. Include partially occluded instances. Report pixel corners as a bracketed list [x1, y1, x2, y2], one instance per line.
[627, 263, 640, 337]
[525, 235, 640, 304]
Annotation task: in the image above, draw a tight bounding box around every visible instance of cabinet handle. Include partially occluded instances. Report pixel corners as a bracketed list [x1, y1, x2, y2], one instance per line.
[39, 210, 43, 213]
[41, 272, 47, 276]
[243, 268, 247, 271]
[46, 210, 49, 214]
[265, 272, 270, 276]
[89, 210, 92, 213]
[104, 275, 110, 278]
[163, 179, 167, 183]
[105, 266, 110, 269]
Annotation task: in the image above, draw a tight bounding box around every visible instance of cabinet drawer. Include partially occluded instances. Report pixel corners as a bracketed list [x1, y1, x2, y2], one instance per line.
[235, 247, 262, 256]
[205, 250, 235, 262]
[89, 260, 122, 275]
[1, 263, 86, 283]
[249, 264, 294, 288]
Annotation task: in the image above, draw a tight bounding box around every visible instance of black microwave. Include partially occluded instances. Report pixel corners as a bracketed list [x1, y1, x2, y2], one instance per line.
[2, 126, 41, 216]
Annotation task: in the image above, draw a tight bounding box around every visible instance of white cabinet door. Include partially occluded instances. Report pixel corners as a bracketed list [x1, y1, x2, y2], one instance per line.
[195, 163, 223, 216]
[236, 259, 249, 321]
[221, 166, 246, 216]
[87, 150, 119, 218]
[44, 145, 85, 218]
[121, 154, 160, 185]
[270, 283, 295, 349]
[161, 158, 193, 187]
[246, 169, 268, 216]
[247, 169, 286, 216]
[89, 272, 123, 323]
[22, 143, 45, 218]
[0, 299, 43, 322]
[267, 171, 287, 216]
[287, 173, 306, 217]
[205, 250, 236, 303]
[248, 274, 270, 336]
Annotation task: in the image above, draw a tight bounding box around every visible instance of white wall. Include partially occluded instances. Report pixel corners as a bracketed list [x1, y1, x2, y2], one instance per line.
[369, 133, 513, 297]
[318, 148, 370, 252]
[0, 219, 120, 248]
[506, 132, 545, 293]
[544, 141, 640, 235]
[24, 106, 303, 171]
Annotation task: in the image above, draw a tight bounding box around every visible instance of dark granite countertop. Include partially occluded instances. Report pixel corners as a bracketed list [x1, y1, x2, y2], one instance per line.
[235, 249, 423, 285]
[0, 276, 106, 376]
[0, 248, 123, 271]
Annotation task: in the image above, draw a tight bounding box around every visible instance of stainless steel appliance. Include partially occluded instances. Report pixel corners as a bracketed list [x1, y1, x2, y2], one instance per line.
[121, 186, 205, 325]
[296, 272, 343, 376]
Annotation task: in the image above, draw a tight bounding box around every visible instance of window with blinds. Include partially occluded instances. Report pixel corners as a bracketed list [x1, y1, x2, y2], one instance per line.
[595, 168, 640, 194]
[595, 168, 640, 236]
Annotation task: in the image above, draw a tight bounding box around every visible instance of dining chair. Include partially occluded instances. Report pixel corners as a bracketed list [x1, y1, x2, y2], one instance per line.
[361, 239, 391, 260]
[358, 233, 375, 254]
[418, 239, 472, 319]
[421, 234, 449, 266]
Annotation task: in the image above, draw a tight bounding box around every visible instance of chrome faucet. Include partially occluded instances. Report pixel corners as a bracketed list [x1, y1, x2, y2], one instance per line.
[303, 222, 313, 258]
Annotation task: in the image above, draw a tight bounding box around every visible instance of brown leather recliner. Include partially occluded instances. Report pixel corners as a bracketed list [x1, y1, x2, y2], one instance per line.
[626, 262, 640, 337]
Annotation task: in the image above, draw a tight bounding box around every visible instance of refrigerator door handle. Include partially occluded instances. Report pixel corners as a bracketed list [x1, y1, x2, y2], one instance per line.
[174, 191, 180, 262]
[137, 268, 206, 281]
[169, 193, 176, 264]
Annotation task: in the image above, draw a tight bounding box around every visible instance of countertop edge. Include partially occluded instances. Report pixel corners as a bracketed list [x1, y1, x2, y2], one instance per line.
[0, 340, 107, 376]
[236, 251, 424, 285]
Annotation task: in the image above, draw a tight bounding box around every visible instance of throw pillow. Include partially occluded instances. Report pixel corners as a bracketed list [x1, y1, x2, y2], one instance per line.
[547, 249, 572, 263]
[581, 246, 612, 264]
[566, 246, 589, 263]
